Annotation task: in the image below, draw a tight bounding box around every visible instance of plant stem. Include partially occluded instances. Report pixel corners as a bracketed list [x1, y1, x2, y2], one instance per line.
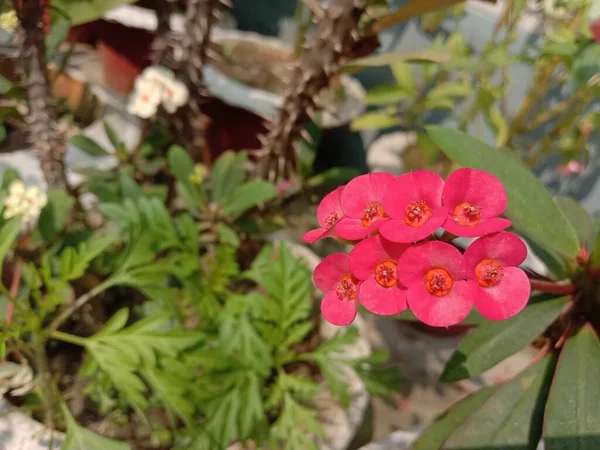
[32, 333, 56, 441]
[13, 0, 67, 189]
[47, 278, 116, 331]
[4, 258, 23, 324]
[46, 330, 87, 347]
[529, 279, 575, 295]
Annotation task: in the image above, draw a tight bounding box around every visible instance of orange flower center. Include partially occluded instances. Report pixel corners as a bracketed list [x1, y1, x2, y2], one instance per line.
[374, 261, 398, 287]
[475, 259, 503, 287]
[325, 211, 340, 227]
[336, 275, 358, 300]
[404, 200, 432, 227]
[424, 268, 453, 297]
[453, 202, 482, 227]
[361, 201, 386, 227]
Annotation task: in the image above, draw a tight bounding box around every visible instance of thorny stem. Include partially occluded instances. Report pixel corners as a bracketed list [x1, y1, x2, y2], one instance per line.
[47, 278, 116, 331]
[529, 278, 576, 295]
[13, 0, 68, 189]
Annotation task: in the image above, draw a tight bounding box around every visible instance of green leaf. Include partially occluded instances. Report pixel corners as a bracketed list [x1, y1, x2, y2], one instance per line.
[0, 219, 21, 282]
[573, 44, 600, 88]
[221, 180, 277, 217]
[61, 403, 130, 450]
[391, 62, 416, 93]
[217, 224, 240, 247]
[412, 386, 498, 450]
[305, 167, 360, 188]
[427, 82, 474, 100]
[0, 74, 13, 95]
[45, 10, 71, 61]
[343, 49, 452, 72]
[555, 196, 593, 248]
[351, 112, 400, 131]
[268, 393, 322, 450]
[266, 372, 320, 411]
[38, 189, 74, 243]
[441, 296, 567, 382]
[364, 84, 411, 106]
[427, 126, 580, 258]
[442, 354, 556, 449]
[486, 106, 509, 147]
[219, 314, 273, 375]
[1, 168, 21, 190]
[119, 173, 142, 200]
[69, 135, 110, 157]
[370, 0, 465, 34]
[0, 124, 6, 143]
[51, 0, 136, 25]
[60, 234, 118, 281]
[348, 350, 404, 406]
[103, 122, 121, 151]
[544, 324, 600, 450]
[424, 97, 456, 110]
[167, 145, 200, 211]
[210, 151, 248, 202]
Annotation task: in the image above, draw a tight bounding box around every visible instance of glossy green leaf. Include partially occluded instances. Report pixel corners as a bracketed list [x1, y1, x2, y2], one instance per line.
[38, 189, 74, 242]
[45, 10, 70, 61]
[555, 196, 593, 248]
[69, 135, 110, 157]
[221, 180, 277, 217]
[391, 62, 416, 93]
[443, 354, 556, 449]
[544, 324, 600, 450]
[351, 112, 400, 131]
[343, 50, 451, 72]
[412, 386, 497, 450]
[210, 151, 248, 202]
[441, 296, 567, 382]
[427, 126, 580, 258]
[364, 84, 411, 106]
[103, 122, 121, 151]
[427, 82, 474, 100]
[51, 0, 136, 25]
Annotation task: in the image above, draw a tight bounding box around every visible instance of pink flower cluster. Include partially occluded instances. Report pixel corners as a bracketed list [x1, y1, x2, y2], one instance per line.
[305, 169, 531, 327]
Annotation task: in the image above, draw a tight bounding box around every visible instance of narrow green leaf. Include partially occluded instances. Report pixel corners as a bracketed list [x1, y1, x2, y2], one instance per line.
[351, 112, 400, 131]
[210, 151, 248, 202]
[45, 10, 71, 61]
[0, 219, 21, 282]
[221, 180, 277, 217]
[427, 126, 580, 258]
[364, 84, 411, 106]
[441, 296, 567, 382]
[217, 224, 240, 247]
[555, 196, 593, 248]
[0, 74, 13, 95]
[544, 324, 600, 450]
[1, 168, 21, 190]
[342, 49, 451, 72]
[38, 189, 74, 242]
[391, 62, 416, 93]
[119, 173, 142, 200]
[412, 386, 497, 450]
[443, 354, 556, 449]
[486, 106, 509, 147]
[103, 122, 121, 150]
[167, 145, 200, 211]
[427, 82, 474, 100]
[305, 166, 360, 188]
[69, 135, 110, 157]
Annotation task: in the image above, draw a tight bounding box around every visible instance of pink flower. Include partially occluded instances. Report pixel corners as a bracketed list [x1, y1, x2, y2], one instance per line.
[314, 253, 360, 326]
[463, 232, 530, 320]
[337, 173, 394, 240]
[555, 160, 584, 177]
[349, 235, 409, 315]
[441, 168, 511, 237]
[397, 241, 476, 327]
[303, 186, 347, 243]
[380, 171, 447, 243]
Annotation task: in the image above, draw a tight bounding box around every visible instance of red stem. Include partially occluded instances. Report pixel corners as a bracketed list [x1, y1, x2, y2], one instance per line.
[529, 279, 575, 295]
[5, 258, 23, 324]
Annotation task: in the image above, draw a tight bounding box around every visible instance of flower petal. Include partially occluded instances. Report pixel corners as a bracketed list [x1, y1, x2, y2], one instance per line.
[8, 181, 24, 197]
[407, 280, 474, 327]
[463, 231, 528, 273]
[321, 291, 358, 326]
[358, 279, 407, 315]
[349, 234, 408, 280]
[398, 240, 467, 287]
[379, 207, 447, 243]
[316, 186, 344, 228]
[442, 168, 507, 219]
[443, 216, 511, 238]
[471, 267, 530, 320]
[383, 170, 444, 219]
[336, 217, 389, 240]
[313, 253, 351, 293]
[341, 173, 394, 218]
[302, 227, 329, 243]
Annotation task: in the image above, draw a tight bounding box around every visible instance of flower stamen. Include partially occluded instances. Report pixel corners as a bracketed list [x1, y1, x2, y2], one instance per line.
[374, 261, 398, 287]
[404, 200, 432, 227]
[325, 211, 340, 227]
[336, 275, 358, 300]
[424, 268, 453, 296]
[475, 259, 503, 287]
[453, 202, 482, 227]
[361, 201, 385, 227]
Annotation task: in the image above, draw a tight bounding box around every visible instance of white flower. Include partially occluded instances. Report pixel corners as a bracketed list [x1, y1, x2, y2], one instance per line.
[127, 88, 162, 119]
[127, 65, 189, 118]
[3, 180, 47, 222]
[0, 361, 35, 397]
[162, 77, 189, 113]
[0, 10, 17, 33]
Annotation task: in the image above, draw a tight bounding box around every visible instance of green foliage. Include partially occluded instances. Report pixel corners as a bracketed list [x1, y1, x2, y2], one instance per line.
[37, 189, 74, 243]
[51, 0, 136, 25]
[61, 403, 131, 450]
